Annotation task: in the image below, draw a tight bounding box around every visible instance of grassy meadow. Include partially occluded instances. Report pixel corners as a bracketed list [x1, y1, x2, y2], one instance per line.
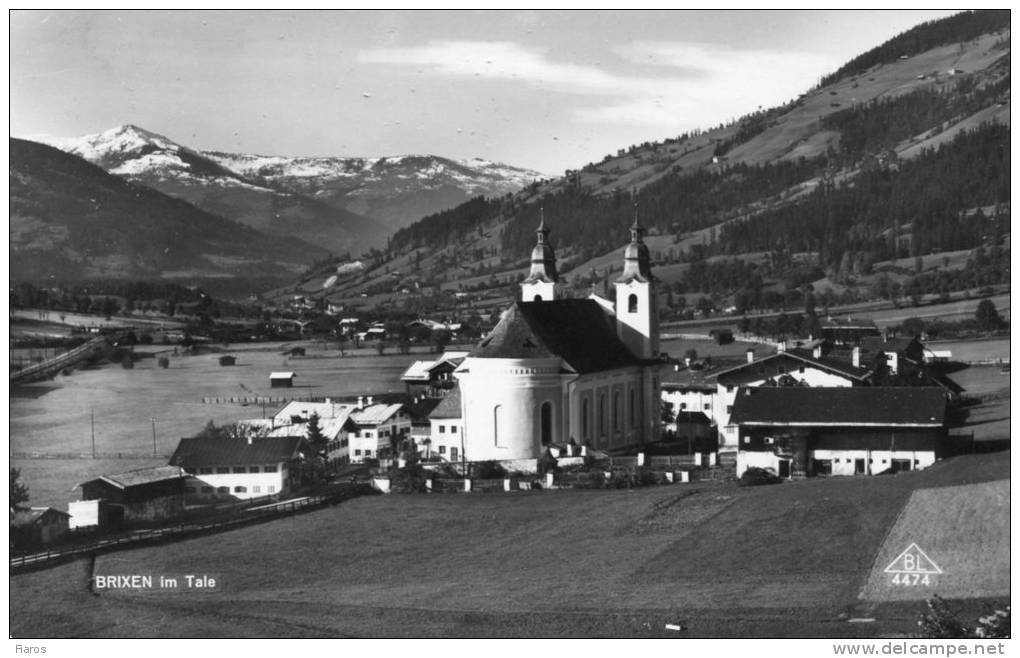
[10, 340, 433, 508]
[9, 451, 1009, 638]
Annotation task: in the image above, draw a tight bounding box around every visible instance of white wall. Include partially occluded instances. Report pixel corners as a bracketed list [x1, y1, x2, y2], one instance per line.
[428, 418, 463, 461]
[186, 464, 287, 499]
[812, 449, 935, 475]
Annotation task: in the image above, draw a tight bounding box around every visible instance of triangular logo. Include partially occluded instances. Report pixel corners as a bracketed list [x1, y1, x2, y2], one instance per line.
[884, 543, 942, 574]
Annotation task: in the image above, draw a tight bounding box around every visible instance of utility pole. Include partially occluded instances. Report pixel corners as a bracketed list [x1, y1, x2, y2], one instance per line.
[151, 417, 157, 457]
[91, 408, 96, 459]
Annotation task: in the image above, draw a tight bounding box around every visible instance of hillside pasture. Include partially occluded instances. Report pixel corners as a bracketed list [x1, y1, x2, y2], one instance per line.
[859, 480, 1009, 601]
[9, 451, 1008, 638]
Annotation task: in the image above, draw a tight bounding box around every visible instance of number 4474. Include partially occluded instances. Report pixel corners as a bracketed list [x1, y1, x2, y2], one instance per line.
[891, 573, 932, 586]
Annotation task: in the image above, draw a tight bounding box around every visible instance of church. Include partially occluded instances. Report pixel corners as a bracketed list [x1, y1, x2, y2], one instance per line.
[450, 213, 663, 461]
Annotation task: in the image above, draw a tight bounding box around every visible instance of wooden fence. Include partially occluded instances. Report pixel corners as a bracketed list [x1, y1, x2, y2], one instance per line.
[10, 485, 373, 574]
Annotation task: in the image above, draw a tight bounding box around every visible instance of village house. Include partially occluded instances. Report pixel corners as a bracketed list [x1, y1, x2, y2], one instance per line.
[729, 386, 948, 479]
[169, 435, 310, 501]
[10, 507, 70, 548]
[819, 317, 881, 346]
[71, 465, 188, 529]
[348, 398, 412, 462]
[264, 399, 358, 467]
[713, 345, 872, 455]
[450, 214, 662, 461]
[400, 351, 469, 397]
[426, 387, 464, 462]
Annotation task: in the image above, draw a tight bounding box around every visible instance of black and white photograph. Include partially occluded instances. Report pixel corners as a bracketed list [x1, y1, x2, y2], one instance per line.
[8, 8, 1011, 647]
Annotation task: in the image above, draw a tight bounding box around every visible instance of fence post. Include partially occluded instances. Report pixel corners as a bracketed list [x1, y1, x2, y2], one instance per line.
[545, 472, 554, 488]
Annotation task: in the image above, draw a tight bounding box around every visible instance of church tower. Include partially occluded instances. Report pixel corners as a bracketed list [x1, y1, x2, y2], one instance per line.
[614, 213, 659, 359]
[520, 210, 558, 302]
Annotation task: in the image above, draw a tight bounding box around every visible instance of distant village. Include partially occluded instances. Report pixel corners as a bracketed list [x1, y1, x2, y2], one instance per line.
[11, 216, 981, 552]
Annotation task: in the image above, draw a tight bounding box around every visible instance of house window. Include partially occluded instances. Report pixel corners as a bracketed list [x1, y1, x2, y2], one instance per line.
[439, 425, 446, 433]
[778, 366, 786, 374]
[680, 402, 687, 410]
[726, 405, 733, 414]
[268, 486, 275, 493]
[540, 401, 552, 446]
[799, 366, 805, 373]
[216, 467, 230, 474]
[217, 486, 229, 494]
[354, 449, 362, 456]
[185, 486, 196, 493]
[703, 403, 710, 411]
[628, 294, 638, 313]
[439, 445, 446, 454]
[365, 449, 372, 457]
[451, 447, 459, 461]
[233, 466, 246, 473]
[253, 486, 261, 493]
[249, 466, 260, 473]
[200, 486, 213, 494]
[264, 465, 278, 472]
[726, 385, 734, 393]
[234, 486, 247, 493]
[199, 467, 213, 474]
[494, 405, 504, 447]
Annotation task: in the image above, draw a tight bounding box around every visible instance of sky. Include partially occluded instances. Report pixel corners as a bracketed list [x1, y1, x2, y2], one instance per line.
[10, 9, 961, 175]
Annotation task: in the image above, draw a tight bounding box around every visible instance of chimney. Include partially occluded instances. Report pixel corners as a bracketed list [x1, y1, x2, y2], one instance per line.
[777, 340, 787, 353]
[357, 396, 364, 410]
[367, 395, 374, 406]
[852, 346, 861, 368]
[746, 348, 754, 364]
[247, 435, 253, 446]
[812, 344, 823, 359]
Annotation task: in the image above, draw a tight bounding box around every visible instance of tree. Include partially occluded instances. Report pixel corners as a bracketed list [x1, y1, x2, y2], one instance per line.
[433, 329, 452, 353]
[306, 413, 328, 458]
[10, 468, 29, 510]
[975, 299, 1003, 332]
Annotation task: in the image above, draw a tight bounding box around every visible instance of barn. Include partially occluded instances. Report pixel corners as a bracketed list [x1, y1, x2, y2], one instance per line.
[74, 465, 188, 528]
[219, 355, 237, 366]
[730, 386, 947, 479]
[10, 507, 70, 548]
[270, 371, 296, 388]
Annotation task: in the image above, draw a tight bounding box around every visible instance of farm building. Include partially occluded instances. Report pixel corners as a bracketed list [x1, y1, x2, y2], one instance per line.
[859, 335, 925, 375]
[729, 386, 947, 479]
[10, 507, 70, 547]
[270, 371, 296, 388]
[713, 346, 871, 454]
[819, 317, 881, 346]
[708, 328, 734, 345]
[169, 435, 311, 501]
[74, 466, 188, 528]
[265, 399, 359, 466]
[218, 355, 237, 366]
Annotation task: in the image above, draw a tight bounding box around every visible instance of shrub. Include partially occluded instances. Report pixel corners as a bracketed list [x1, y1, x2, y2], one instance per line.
[917, 596, 971, 638]
[157, 356, 170, 369]
[390, 463, 429, 493]
[475, 460, 508, 479]
[738, 467, 781, 487]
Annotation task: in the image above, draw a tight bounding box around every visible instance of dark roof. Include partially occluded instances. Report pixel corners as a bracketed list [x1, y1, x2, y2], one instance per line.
[11, 507, 70, 527]
[729, 387, 947, 427]
[716, 348, 869, 384]
[468, 300, 641, 374]
[429, 387, 462, 420]
[861, 335, 921, 355]
[169, 436, 308, 468]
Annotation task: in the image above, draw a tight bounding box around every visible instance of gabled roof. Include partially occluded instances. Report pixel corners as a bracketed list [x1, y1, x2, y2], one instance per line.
[273, 400, 356, 423]
[716, 348, 869, 385]
[269, 371, 296, 379]
[350, 403, 405, 425]
[169, 436, 308, 468]
[401, 360, 436, 382]
[861, 335, 922, 356]
[468, 300, 641, 374]
[83, 466, 188, 490]
[729, 387, 946, 427]
[429, 387, 462, 420]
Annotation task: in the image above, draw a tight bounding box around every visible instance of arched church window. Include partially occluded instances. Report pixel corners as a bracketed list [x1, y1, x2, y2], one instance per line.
[598, 394, 607, 437]
[582, 398, 590, 439]
[612, 392, 621, 431]
[494, 405, 504, 447]
[629, 388, 637, 427]
[540, 402, 552, 446]
[628, 294, 638, 313]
